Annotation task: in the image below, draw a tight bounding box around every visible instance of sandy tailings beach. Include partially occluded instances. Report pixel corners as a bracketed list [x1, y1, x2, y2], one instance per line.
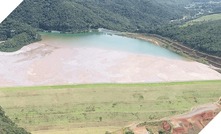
[0, 42, 221, 87]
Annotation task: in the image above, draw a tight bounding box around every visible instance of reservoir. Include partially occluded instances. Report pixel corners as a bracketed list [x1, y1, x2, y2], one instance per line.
[0, 32, 220, 87]
[40, 32, 183, 60]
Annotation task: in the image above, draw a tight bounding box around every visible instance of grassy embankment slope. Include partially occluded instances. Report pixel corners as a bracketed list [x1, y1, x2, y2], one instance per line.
[184, 13, 221, 26]
[0, 81, 221, 134]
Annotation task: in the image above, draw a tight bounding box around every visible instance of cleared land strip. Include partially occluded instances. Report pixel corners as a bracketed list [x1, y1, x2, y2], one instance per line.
[184, 13, 221, 26]
[0, 81, 221, 134]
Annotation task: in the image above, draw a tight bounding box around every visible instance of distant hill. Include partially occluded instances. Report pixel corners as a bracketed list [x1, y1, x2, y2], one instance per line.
[9, 0, 191, 32]
[0, 106, 30, 134]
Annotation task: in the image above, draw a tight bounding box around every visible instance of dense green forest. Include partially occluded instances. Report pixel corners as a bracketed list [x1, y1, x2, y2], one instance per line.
[0, 19, 41, 52]
[0, 106, 30, 134]
[9, 0, 190, 32]
[151, 19, 221, 57]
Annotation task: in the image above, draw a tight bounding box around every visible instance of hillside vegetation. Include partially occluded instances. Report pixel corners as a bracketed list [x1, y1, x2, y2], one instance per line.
[184, 13, 221, 26]
[0, 19, 41, 52]
[0, 106, 30, 134]
[152, 15, 221, 57]
[9, 0, 190, 32]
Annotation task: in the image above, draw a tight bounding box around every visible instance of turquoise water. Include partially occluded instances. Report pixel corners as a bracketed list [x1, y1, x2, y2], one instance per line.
[40, 32, 183, 60]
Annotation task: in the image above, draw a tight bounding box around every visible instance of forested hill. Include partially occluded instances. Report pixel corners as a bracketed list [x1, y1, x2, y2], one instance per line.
[151, 17, 221, 57]
[8, 0, 191, 32]
[0, 106, 30, 134]
[0, 0, 193, 52]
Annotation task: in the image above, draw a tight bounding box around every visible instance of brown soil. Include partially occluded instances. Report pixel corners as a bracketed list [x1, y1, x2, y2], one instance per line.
[121, 100, 221, 134]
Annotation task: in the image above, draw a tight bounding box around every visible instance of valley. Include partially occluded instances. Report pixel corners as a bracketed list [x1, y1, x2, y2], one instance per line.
[0, 0, 221, 134]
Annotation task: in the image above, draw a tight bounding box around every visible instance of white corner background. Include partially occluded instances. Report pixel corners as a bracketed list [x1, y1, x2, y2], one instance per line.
[0, 0, 23, 23]
[199, 112, 221, 134]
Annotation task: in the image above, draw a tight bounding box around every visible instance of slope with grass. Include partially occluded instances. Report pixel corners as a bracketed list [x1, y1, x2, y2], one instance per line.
[0, 81, 221, 134]
[183, 13, 221, 26]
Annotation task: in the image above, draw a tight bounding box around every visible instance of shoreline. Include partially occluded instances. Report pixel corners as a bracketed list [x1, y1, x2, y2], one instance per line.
[0, 42, 47, 56]
[120, 32, 221, 73]
[119, 33, 162, 46]
[2, 30, 221, 72]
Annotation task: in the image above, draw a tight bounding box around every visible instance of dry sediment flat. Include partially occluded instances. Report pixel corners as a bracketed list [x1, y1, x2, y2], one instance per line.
[0, 41, 221, 87]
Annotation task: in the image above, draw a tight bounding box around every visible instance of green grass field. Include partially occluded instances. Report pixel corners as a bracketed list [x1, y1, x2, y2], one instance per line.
[183, 13, 221, 27]
[0, 81, 221, 134]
